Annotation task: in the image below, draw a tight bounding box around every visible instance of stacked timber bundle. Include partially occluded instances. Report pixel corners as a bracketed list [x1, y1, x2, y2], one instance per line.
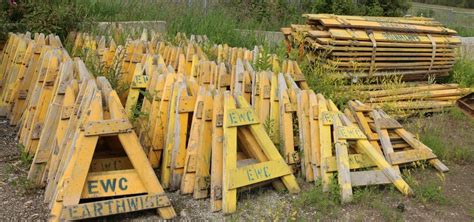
[355, 83, 472, 118]
[282, 14, 461, 81]
[0, 31, 451, 219]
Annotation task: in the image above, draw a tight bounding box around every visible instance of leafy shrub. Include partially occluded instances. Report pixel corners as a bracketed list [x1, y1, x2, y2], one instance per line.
[21, 1, 87, 40]
[1, 0, 86, 41]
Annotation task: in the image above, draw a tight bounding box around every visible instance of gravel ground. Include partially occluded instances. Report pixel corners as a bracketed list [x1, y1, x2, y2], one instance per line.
[0, 120, 49, 221]
[0, 113, 473, 221]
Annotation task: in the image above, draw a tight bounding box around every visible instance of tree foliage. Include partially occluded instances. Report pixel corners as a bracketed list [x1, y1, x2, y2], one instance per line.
[1, 0, 86, 40]
[230, 0, 411, 22]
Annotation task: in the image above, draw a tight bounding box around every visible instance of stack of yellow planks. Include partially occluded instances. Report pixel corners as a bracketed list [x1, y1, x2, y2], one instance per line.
[282, 14, 461, 81]
[355, 83, 471, 118]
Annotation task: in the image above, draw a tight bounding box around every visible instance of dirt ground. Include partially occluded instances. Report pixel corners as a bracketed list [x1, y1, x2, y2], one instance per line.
[0, 120, 49, 221]
[0, 111, 473, 221]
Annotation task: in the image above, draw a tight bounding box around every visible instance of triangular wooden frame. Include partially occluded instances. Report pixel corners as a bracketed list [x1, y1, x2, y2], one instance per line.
[319, 97, 412, 203]
[348, 100, 448, 172]
[48, 77, 176, 220]
[222, 93, 300, 214]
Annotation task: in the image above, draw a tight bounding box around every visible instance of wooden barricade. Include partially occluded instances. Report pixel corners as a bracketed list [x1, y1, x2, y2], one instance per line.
[9, 34, 47, 125]
[0, 33, 180, 220]
[124, 62, 149, 116]
[348, 100, 449, 172]
[0, 30, 458, 218]
[0, 33, 31, 117]
[27, 59, 74, 185]
[222, 93, 300, 213]
[319, 97, 413, 203]
[48, 77, 176, 220]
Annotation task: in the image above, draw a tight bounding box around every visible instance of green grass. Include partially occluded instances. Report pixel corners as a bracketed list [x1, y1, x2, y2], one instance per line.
[404, 107, 474, 165]
[469, 207, 474, 218]
[302, 55, 411, 108]
[263, 117, 279, 146]
[414, 181, 447, 205]
[371, 198, 403, 221]
[448, 107, 472, 121]
[294, 179, 341, 218]
[0, 144, 36, 195]
[72, 0, 289, 49]
[16, 144, 32, 167]
[302, 57, 352, 107]
[450, 57, 474, 87]
[421, 132, 473, 164]
[450, 26, 474, 37]
[3, 161, 37, 195]
[403, 169, 448, 205]
[351, 186, 404, 221]
[352, 186, 385, 204]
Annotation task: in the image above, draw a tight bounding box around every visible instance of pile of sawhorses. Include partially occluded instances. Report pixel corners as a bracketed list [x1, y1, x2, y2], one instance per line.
[0, 30, 452, 219]
[71, 30, 449, 209]
[0, 33, 177, 221]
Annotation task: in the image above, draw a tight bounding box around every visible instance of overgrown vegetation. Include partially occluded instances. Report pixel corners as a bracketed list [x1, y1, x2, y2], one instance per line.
[253, 47, 273, 72]
[303, 57, 353, 107]
[300, 55, 412, 108]
[404, 169, 448, 205]
[407, 107, 474, 165]
[450, 56, 474, 87]
[353, 187, 403, 221]
[16, 144, 32, 167]
[263, 117, 279, 146]
[420, 130, 473, 164]
[294, 179, 341, 217]
[2, 144, 37, 195]
[1, 0, 412, 47]
[0, 0, 87, 40]
[4, 163, 37, 195]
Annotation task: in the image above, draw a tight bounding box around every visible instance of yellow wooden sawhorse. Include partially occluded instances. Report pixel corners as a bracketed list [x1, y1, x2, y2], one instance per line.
[222, 93, 300, 214]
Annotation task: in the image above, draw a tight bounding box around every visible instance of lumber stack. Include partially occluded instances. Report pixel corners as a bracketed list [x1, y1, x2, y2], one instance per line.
[0, 30, 452, 220]
[355, 83, 471, 118]
[282, 14, 461, 81]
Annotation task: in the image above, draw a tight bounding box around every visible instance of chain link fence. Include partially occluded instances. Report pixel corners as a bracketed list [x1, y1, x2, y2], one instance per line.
[408, 2, 474, 30]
